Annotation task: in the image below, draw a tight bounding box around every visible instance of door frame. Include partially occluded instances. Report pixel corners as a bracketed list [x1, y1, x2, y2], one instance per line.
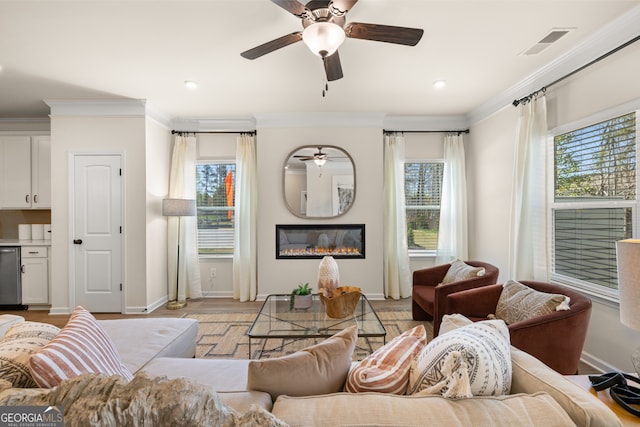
[68, 151, 125, 313]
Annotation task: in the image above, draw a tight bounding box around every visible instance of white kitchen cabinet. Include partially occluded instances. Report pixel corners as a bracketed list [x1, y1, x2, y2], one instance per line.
[21, 246, 49, 305]
[0, 135, 50, 209]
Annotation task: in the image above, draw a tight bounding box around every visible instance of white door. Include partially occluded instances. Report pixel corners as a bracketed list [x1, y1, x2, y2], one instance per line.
[72, 154, 123, 312]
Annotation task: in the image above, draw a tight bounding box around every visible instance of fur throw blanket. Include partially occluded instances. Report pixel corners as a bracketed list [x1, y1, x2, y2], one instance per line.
[0, 374, 288, 427]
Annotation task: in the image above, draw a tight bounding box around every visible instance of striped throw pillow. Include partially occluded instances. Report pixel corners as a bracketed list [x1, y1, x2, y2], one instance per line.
[344, 325, 427, 394]
[29, 306, 133, 388]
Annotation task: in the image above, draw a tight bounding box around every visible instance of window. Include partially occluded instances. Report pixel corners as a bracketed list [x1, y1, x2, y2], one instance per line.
[405, 162, 444, 254]
[551, 112, 636, 293]
[196, 162, 236, 255]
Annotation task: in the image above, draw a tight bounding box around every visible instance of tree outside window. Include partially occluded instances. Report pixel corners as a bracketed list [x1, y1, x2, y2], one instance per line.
[196, 163, 236, 255]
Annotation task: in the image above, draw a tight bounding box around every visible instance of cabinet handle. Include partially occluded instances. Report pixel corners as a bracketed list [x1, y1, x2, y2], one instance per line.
[28, 251, 39, 254]
[25, 195, 30, 203]
[34, 194, 38, 203]
[21, 265, 24, 274]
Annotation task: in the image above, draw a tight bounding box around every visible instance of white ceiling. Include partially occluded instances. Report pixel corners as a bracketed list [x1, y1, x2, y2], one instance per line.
[1, 0, 639, 124]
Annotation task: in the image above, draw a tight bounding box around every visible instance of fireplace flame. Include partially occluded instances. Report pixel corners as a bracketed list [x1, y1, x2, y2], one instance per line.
[279, 247, 362, 257]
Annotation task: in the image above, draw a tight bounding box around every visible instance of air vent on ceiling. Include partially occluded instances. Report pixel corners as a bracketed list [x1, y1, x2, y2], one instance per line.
[522, 28, 574, 56]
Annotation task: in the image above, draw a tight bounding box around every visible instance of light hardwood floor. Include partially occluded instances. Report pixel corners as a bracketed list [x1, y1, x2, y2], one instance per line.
[0, 297, 412, 329]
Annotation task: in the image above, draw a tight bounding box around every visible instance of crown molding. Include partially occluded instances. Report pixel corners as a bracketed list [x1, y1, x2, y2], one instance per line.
[253, 112, 386, 128]
[44, 99, 148, 117]
[467, 4, 640, 126]
[383, 115, 468, 131]
[171, 117, 256, 132]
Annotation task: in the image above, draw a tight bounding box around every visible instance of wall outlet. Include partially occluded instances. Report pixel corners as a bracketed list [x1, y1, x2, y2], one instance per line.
[210, 268, 217, 278]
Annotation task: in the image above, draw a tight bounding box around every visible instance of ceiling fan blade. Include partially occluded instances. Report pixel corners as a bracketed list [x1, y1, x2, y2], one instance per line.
[323, 51, 343, 81]
[240, 32, 303, 59]
[270, 0, 311, 18]
[328, 0, 358, 15]
[344, 22, 424, 46]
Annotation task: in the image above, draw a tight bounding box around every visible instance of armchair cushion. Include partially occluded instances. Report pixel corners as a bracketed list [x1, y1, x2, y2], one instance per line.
[494, 280, 570, 325]
[442, 259, 486, 284]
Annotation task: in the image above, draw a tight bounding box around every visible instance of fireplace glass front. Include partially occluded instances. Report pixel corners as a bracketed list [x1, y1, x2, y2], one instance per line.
[276, 224, 365, 259]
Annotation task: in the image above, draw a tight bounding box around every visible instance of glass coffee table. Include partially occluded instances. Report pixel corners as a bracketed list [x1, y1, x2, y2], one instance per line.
[247, 293, 386, 359]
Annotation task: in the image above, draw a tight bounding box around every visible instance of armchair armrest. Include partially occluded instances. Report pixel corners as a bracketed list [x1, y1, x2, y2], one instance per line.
[412, 264, 451, 287]
[445, 284, 503, 319]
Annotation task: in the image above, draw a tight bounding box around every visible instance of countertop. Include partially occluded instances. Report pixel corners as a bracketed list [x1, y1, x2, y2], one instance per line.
[0, 239, 51, 247]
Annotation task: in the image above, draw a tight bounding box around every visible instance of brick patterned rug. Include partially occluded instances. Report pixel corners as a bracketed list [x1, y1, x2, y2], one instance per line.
[188, 311, 430, 361]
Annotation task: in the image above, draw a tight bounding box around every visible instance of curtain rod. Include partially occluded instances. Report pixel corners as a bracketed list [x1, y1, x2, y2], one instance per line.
[513, 33, 640, 107]
[171, 130, 256, 136]
[384, 129, 469, 135]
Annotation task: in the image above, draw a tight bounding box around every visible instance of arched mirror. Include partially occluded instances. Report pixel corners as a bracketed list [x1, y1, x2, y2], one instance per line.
[283, 145, 355, 218]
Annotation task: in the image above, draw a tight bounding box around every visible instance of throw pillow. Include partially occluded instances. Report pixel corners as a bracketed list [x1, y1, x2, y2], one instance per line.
[441, 260, 486, 284]
[439, 313, 474, 335]
[494, 280, 570, 325]
[344, 325, 427, 394]
[0, 321, 60, 388]
[247, 325, 357, 400]
[407, 320, 511, 398]
[29, 306, 133, 388]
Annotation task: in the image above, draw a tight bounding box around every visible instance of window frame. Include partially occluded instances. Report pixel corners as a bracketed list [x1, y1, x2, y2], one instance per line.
[404, 159, 445, 258]
[547, 109, 639, 301]
[196, 160, 236, 259]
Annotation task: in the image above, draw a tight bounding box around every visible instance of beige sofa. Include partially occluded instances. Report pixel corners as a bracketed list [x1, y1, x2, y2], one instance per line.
[0, 314, 623, 426]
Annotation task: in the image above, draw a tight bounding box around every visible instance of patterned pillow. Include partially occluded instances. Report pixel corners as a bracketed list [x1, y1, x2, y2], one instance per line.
[494, 280, 570, 325]
[344, 325, 427, 394]
[0, 321, 60, 388]
[441, 260, 486, 284]
[407, 320, 511, 398]
[29, 306, 133, 388]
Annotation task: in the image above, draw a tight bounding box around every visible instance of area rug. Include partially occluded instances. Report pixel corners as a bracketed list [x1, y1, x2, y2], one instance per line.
[188, 311, 430, 361]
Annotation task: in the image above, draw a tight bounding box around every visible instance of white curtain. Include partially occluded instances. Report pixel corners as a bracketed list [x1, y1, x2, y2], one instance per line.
[233, 133, 258, 302]
[509, 94, 548, 280]
[383, 133, 412, 299]
[436, 133, 468, 263]
[168, 135, 202, 300]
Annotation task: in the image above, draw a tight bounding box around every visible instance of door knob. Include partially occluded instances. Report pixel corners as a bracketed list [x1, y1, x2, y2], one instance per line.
[73, 239, 83, 245]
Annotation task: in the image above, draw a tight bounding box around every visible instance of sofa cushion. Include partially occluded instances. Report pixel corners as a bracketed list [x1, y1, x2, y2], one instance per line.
[408, 319, 511, 397]
[29, 306, 133, 388]
[98, 317, 198, 373]
[0, 321, 60, 388]
[495, 280, 570, 325]
[441, 259, 486, 284]
[345, 325, 426, 394]
[272, 392, 577, 427]
[510, 346, 622, 427]
[247, 325, 357, 400]
[140, 357, 273, 412]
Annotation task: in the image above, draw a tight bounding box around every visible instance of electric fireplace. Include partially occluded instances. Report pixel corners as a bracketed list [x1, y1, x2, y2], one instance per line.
[276, 224, 365, 259]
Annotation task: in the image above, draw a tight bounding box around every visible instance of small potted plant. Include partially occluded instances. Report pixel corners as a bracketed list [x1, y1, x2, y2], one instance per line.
[290, 282, 313, 310]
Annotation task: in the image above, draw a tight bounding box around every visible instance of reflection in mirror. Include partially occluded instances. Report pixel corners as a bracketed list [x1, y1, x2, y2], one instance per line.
[283, 145, 355, 218]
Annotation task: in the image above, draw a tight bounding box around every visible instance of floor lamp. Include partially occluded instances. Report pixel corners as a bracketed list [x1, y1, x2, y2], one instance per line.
[163, 198, 196, 310]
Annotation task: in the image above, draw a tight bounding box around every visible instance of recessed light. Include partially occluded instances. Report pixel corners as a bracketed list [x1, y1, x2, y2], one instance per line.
[184, 80, 198, 90]
[433, 80, 446, 89]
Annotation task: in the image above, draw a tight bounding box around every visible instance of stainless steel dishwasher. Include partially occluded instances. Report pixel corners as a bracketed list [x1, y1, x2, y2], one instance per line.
[0, 246, 22, 305]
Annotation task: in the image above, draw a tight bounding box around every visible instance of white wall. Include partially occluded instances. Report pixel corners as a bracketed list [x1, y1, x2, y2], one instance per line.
[145, 118, 171, 311]
[468, 41, 640, 372]
[49, 113, 154, 314]
[257, 127, 384, 298]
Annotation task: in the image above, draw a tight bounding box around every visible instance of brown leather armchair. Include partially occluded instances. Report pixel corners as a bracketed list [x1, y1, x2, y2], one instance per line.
[445, 280, 592, 375]
[411, 261, 499, 337]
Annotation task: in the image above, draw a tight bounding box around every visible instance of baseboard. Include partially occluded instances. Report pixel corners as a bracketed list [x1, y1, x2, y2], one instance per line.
[48, 306, 71, 315]
[581, 350, 618, 373]
[201, 291, 234, 298]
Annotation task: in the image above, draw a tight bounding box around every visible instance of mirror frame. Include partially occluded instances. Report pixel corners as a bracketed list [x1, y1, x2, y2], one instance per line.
[282, 145, 356, 219]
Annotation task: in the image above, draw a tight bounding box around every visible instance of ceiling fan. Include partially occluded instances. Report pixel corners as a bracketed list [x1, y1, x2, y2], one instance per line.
[240, 0, 424, 83]
[294, 146, 329, 165]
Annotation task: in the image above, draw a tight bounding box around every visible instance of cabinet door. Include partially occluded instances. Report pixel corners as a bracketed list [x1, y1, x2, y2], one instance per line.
[0, 136, 32, 208]
[21, 252, 49, 304]
[31, 136, 51, 208]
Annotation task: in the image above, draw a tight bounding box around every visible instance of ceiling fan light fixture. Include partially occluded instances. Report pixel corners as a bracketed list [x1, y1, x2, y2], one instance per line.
[302, 22, 345, 57]
[314, 157, 327, 166]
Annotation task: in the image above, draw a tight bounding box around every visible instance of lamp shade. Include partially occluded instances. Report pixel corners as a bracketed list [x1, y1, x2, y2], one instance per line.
[162, 198, 196, 217]
[302, 22, 345, 57]
[616, 239, 640, 331]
